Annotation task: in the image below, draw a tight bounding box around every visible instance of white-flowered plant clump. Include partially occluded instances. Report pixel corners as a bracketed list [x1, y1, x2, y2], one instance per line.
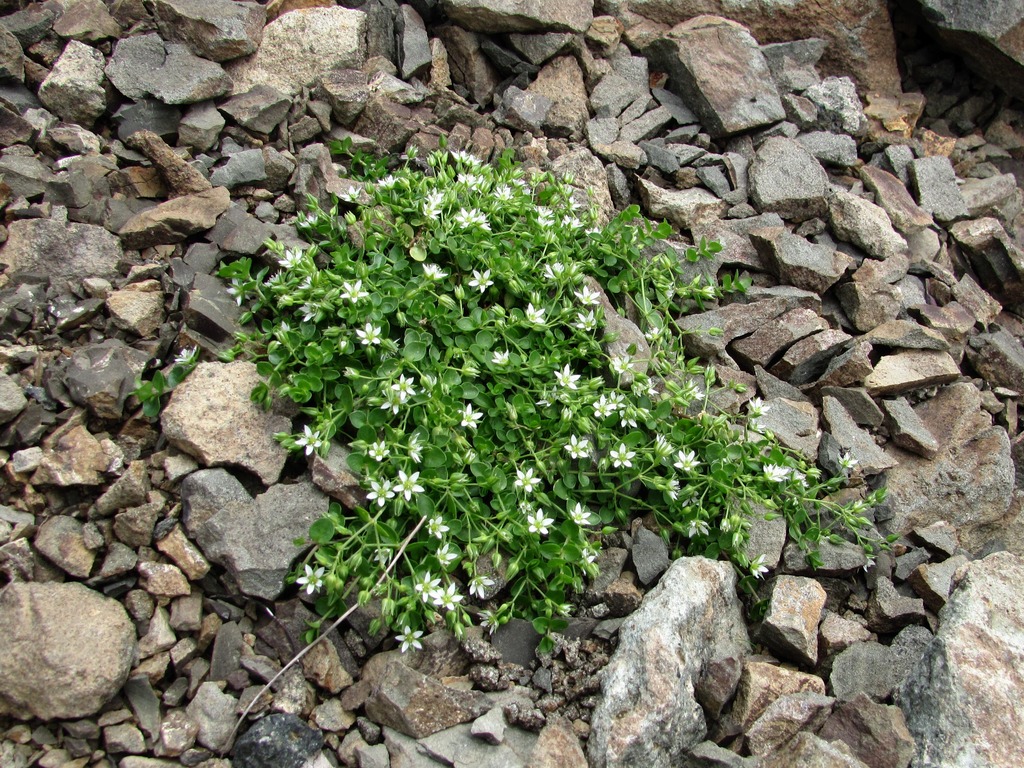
[220, 144, 887, 651]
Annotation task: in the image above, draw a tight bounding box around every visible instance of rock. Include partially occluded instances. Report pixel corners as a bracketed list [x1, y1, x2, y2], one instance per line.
[397, 4, 431, 79]
[908, 156, 968, 223]
[588, 558, 750, 768]
[632, 526, 670, 586]
[881, 397, 940, 459]
[749, 137, 829, 221]
[677, 298, 790, 361]
[820, 396, 894, 474]
[589, 72, 645, 119]
[0, 372, 26, 424]
[106, 282, 164, 337]
[593, 140, 647, 169]
[830, 642, 898, 701]
[837, 280, 903, 333]
[31, 425, 113, 487]
[225, 7, 367, 96]
[440, 0, 593, 33]
[909, 0, 1024, 100]
[219, 85, 291, 135]
[438, 26, 501, 107]
[863, 350, 960, 396]
[0, 105, 34, 146]
[866, 576, 927, 633]
[627, 0, 901, 94]
[907, 554, 970, 613]
[233, 713, 323, 768]
[113, 99, 182, 143]
[34, 515, 95, 578]
[859, 166, 933, 235]
[730, 308, 827, 369]
[761, 38, 826, 92]
[749, 227, 850, 292]
[528, 55, 588, 139]
[37, 40, 106, 126]
[193, 478, 327, 599]
[210, 149, 267, 188]
[180, 467, 250, 535]
[637, 179, 728, 231]
[864, 320, 948, 352]
[828, 189, 908, 261]
[797, 130, 859, 167]
[494, 85, 552, 133]
[186, 681, 237, 752]
[364, 662, 490, 739]
[0, 582, 135, 719]
[152, 0, 265, 62]
[125, 130, 212, 196]
[818, 693, 915, 768]
[760, 731, 870, 768]
[64, 340, 149, 421]
[760, 576, 826, 667]
[179, 101, 226, 151]
[52, 0, 121, 42]
[106, 34, 232, 105]
[804, 76, 866, 136]
[118, 186, 230, 248]
[950, 217, 1024, 305]
[819, 611, 875, 657]
[745, 692, 834, 756]
[728, 660, 826, 732]
[753, 397, 821, 459]
[898, 552, 1024, 766]
[647, 16, 785, 139]
[138, 562, 191, 598]
[960, 173, 1019, 219]
[0, 24, 24, 82]
[161, 361, 290, 485]
[771, 329, 854, 385]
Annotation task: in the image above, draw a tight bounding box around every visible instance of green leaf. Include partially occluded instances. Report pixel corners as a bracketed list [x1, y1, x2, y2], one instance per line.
[410, 244, 427, 262]
[403, 341, 427, 362]
[423, 447, 446, 468]
[309, 518, 335, 545]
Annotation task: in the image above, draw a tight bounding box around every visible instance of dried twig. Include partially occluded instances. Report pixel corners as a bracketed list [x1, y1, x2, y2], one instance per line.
[223, 514, 428, 752]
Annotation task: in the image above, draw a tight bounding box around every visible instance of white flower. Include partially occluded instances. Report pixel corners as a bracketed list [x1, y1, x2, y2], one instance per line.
[562, 215, 583, 229]
[555, 363, 580, 391]
[838, 451, 859, 470]
[564, 435, 591, 460]
[492, 350, 511, 365]
[414, 571, 441, 604]
[569, 502, 596, 526]
[609, 355, 632, 376]
[494, 184, 513, 201]
[295, 564, 325, 595]
[367, 440, 389, 462]
[340, 186, 360, 203]
[514, 467, 541, 494]
[436, 542, 457, 566]
[395, 626, 423, 653]
[574, 285, 602, 306]
[374, 548, 390, 566]
[294, 425, 325, 456]
[422, 263, 448, 280]
[763, 464, 791, 483]
[454, 208, 490, 231]
[460, 403, 483, 429]
[366, 478, 394, 507]
[479, 609, 497, 633]
[300, 303, 319, 323]
[746, 397, 769, 419]
[574, 310, 598, 332]
[427, 515, 449, 539]
[407, 434, 423, 463]
[543, 262, 567, 281]
[381, 391, 402, 415]
[468, 269, 493, 293]
[356, 322, 383, 346]
[609, 443, 636, 469]
[583, 545, 598, 564]
[687, 519, 710, 538]
[593, 395, 615, 420]
[526, 508, 555, 536]
[391, 374, 417, 402]
[536, 206, 555, 228]
[279, 249, 303, 269]
[666, 478, 680, 500]
[750, 555, 769, 579]
[423, 189, 445, 219]
[226, 279, 245, 306]
[433, 583, 463, 611]
[468, 575, 495, 599]
[653, 434, 673, 459]
[674, 449, 699, 472]
[341, 279, 369, 303]
[525, 303, 546, 326]
[396, 470, 425, 501]
[173, 347, 198, 366]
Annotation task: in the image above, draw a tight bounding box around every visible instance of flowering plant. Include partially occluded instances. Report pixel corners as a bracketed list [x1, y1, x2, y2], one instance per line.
[219, 147, 885, 650]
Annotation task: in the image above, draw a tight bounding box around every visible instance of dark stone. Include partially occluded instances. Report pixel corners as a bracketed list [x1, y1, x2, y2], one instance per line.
[113, 99, 182, 142]
[219, 85, 290, 135]
[233, 714, 323, 768]
[491, 618, 541, 668]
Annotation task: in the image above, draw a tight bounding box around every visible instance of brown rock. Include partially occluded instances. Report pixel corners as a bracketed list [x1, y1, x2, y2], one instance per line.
[530, 716, 588, 768]
[155, 524, 211, 580]
[907, 555, 970, 613]
[106, 281, 165, 338]
[864, 351, 960, 396]
[860, 166, 933, 234]
[729, 660, 826, 731]
[746, 691, 835, 756]
[31, 425, 112, 487]
[34, 515, 96, 578]
[730, 308, 827, 368]
[138, 562, 192, 598]
[124, 130, 212, 196]
[760, 576, 827, 667]
[118, 186, 230, 249]
[528, 55, 588, 139]
[819, 611, 876, 656]
[819, 693, 915, 768]
[760, 731, 871, 767]
[770, 329, 853, 385]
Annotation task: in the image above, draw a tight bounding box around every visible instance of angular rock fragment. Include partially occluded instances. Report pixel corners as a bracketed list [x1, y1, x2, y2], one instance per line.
[907, 554, 969, 612]
[441, 0, 594, 33]
[864, 350, 960, 396]
[754, 398, 821, 459]
[860, 166, 933, 234]
[728, 660, 826, 732]
[837, 280, 903, 333]
[637, 179, 727, 232]
[748, 138, 829, 221]
[949, 217, 1024, 305]
[647, 16, 785, 138]
[828, 189, 908, 261]
[151, 0, 265, 62]
[770, 329, 853, 385]
[218, 84, 291, 134]
[746, 692, 834, 756]
[866, 576, 927, 633]
[822, 396, 896, 474]
[730, 308, 827, 369]
[106, 34, 232, 105]
[749, 227, 851, 293]
[118, 186, 230, 248]
[38, 40, 107, 126]
[881, 398, 940, 458]
[760, 576, 826, 667]
[908, 155, 968, 223]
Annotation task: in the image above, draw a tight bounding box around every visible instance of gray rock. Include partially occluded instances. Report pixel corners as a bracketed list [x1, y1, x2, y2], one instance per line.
[219, 85, 291, 136]
[180, 467, 251, 535]
[796, 131, 858, 167]
[754, 397, 821, 460]
[760, 38, 826, 92]
[881, 397, 939, 459]
[186, 681, 237, 752]
[677, 297, 790, 361]
[950, 217, 1024, 305]
[37, 40, 106, 126]
[494, 85, 551, 133]
[589, 72, 645, 119]
[632, 526, 670, 586]
[52, 0, 122, 42]
[828, 189, 908, 261]
[866, 576, 927, 633]
[728, 659, 825, 732]
[749, 227, 850, 293]
[440, 0, 593, 33]
[492, 618, 542, 667]
[210, 148, 266, 188]
[0, 153, 52, 199]
[731, 308, 828, 369]
[113, 99, 182, 142]
[804, 76, 866, 136]
[193, 479, 327, 599]
[647, 16, 785, 138]
[760, 576, 826, 667]
[397, 4, 432, 79]
[745, 692, 834, 756]
[818, 693, 915, 768]
[0, 104, 34, 146]
[907, 554, 970, 613]
[365, 662, 490, 739]
[637, 179, 727, 231]
[593, 140, 647, 169]
[225, 7, 367, 96]
[1, 218, 122, 281]
[744, 507, 788, 570]
[151, 0, 265, 62]
[508, 31, 574, 65]
[106, 34, 231, 105]
[118, 186, 231, 248]
[619, 106, 673, 145]
[822, 396, 896, 474]
[830, 641, 898, 701]
[651, 87, 699, 124]
[908, 155, 968, 223]
[782, 538, 868, 577]
[208, 204, 272, 255]
[863, 350, 960, 397]
[960, 173, 1019, 219]
[749, 137, 829, 221]
[588, 558, 750, 768]
[529, 55, 589, 139]
[438, 26, 501, 107]
[898, 552, 1024, 766]
[34, 515, 96, 578]
[233, 713, 323, 768]
[760, 731, 870, 768]
[0, 371, 26, 424]
[179, 101, 225, 151]
[0, 24, 24, 82]
[860, 165, 934, 235]
[0, 582, 136, 719]
[837, 280, 903, 333]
